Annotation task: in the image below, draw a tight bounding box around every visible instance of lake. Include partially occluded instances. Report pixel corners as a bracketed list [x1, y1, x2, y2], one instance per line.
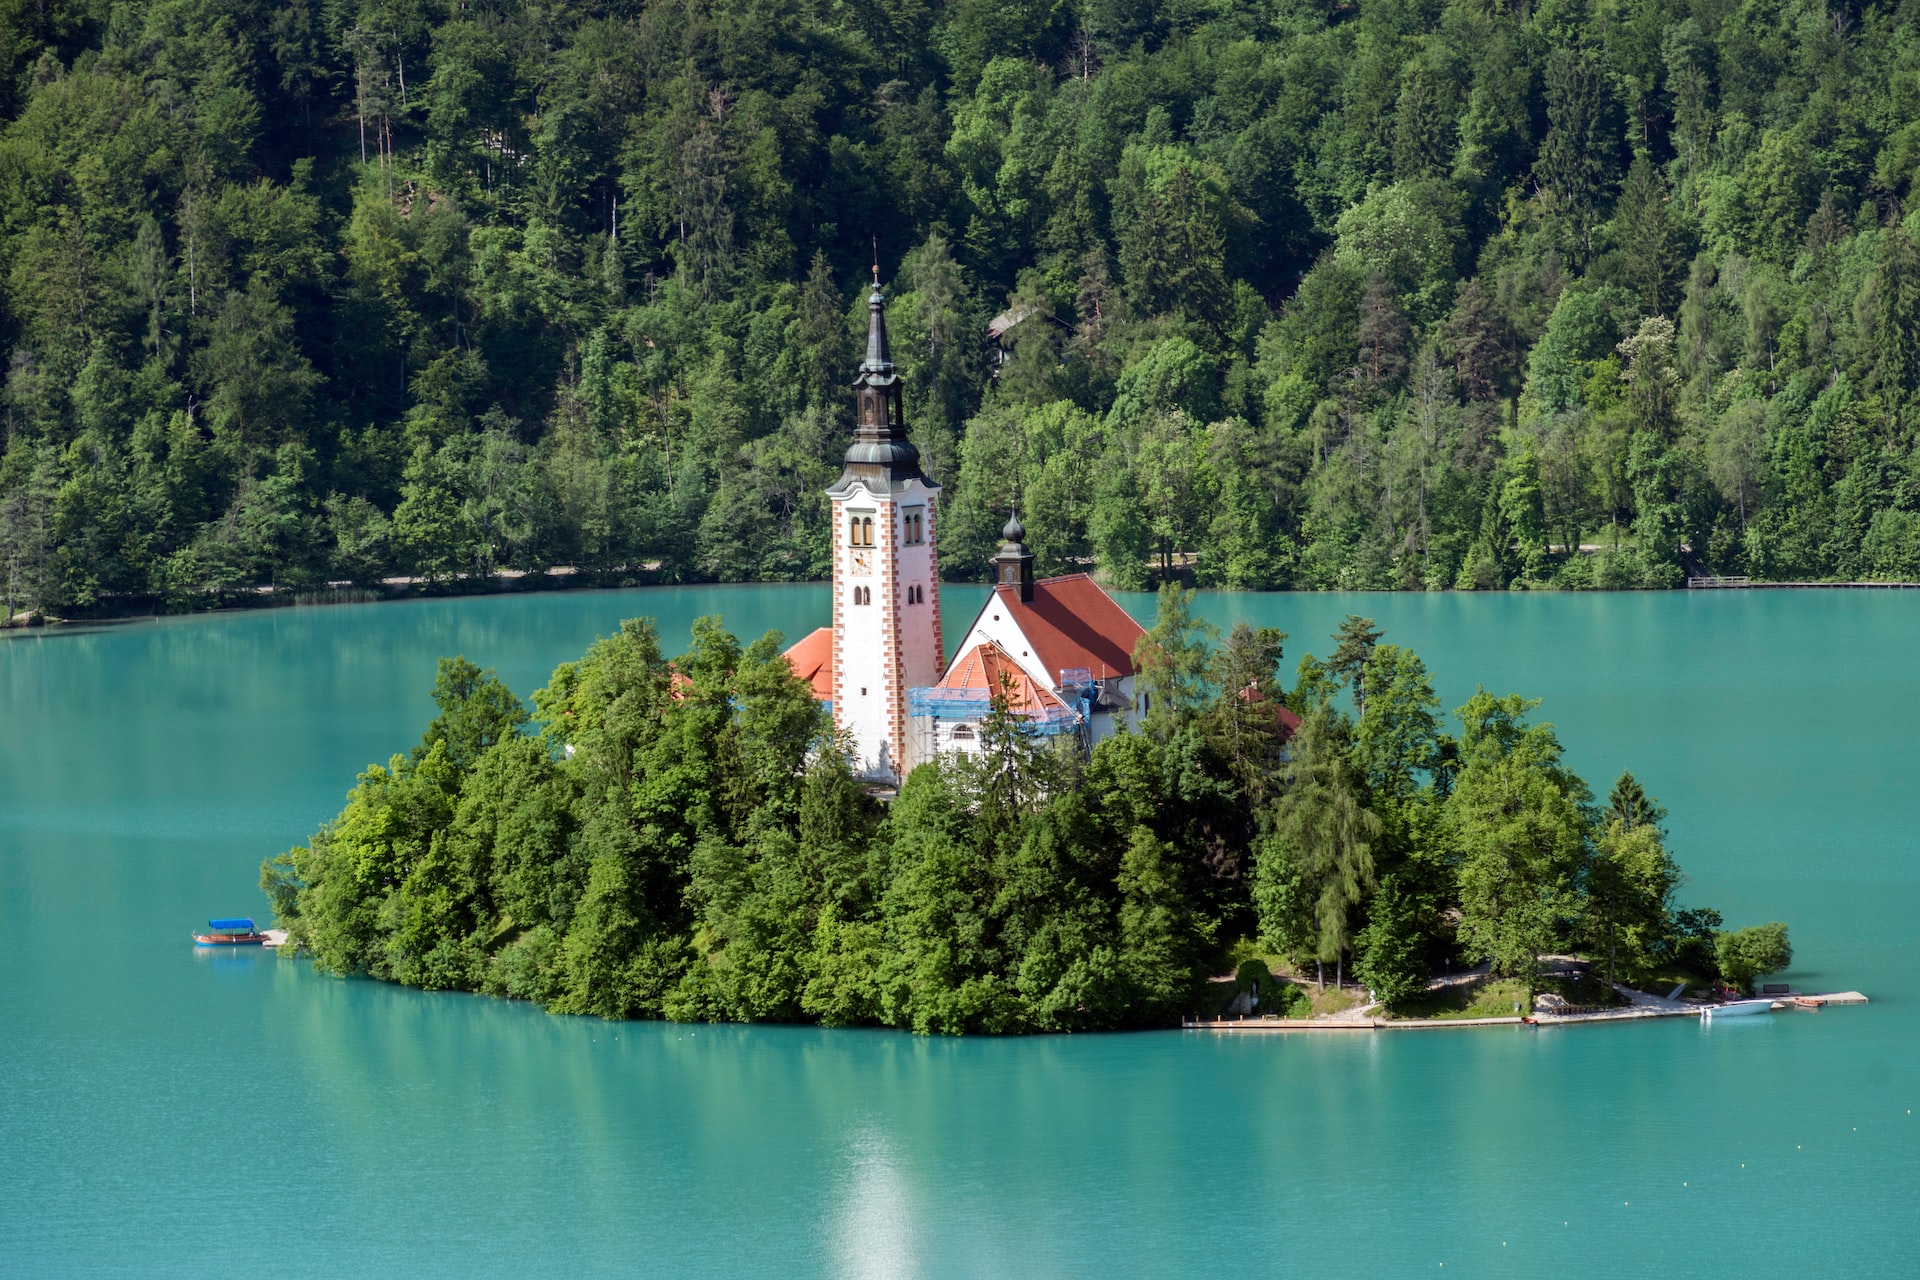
[2, 585, 1915, 1277]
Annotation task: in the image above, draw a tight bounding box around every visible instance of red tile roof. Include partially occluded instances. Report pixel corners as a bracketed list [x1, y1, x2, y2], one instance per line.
[783, 627, 835, 701]
[939, 640, 1072, 714]
[991, 574, 1146, 684]
[1235, 682, 1302, 739]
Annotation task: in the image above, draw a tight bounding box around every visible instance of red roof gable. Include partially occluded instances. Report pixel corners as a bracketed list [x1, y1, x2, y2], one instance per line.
[939, 640, 1072, 714]
[782, 627, 834, 701]
[992, 574, 1146, 684]
[1235, 682, 1302, 740]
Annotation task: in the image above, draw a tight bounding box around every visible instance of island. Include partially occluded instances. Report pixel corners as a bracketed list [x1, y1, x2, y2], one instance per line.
[261, 599, 1800, 1033]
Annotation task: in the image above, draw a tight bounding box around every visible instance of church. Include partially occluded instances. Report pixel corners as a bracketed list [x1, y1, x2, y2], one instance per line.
[783, 269, 1147, 784]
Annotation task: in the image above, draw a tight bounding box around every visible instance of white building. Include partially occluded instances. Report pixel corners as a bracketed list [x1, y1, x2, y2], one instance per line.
[910, 514, 1144, 763]
[783, 269, 943, 783]
[783, 270, 1147, 782]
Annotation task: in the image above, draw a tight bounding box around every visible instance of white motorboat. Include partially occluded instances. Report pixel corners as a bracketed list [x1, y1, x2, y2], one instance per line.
[1701, 998, 1776, 1022]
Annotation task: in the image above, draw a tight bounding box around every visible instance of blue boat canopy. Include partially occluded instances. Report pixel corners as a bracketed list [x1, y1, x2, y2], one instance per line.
[208, 917, 256, 931]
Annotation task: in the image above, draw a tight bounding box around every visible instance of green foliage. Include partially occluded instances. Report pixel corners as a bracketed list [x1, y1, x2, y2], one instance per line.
[1715, 923, 1793, 994]
[6, 0, 1920, 616]
[269, 613, 1776, 1031]
[1353, 873, 1430, 1007]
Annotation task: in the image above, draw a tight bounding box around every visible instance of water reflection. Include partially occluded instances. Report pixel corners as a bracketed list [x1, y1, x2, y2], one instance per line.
[832, 1117, 919, 1280]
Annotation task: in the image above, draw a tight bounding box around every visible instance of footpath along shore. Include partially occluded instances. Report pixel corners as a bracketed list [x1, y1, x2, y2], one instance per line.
[1185, 990, 1869, 1033]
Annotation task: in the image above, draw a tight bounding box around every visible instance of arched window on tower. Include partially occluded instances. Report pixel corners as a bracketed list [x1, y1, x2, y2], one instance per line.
[862, 516, 874, 545]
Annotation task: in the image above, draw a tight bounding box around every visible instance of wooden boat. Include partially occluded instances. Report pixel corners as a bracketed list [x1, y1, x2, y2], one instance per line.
[193, 917, 266, 946]
[1701, 998, 1775, 1021]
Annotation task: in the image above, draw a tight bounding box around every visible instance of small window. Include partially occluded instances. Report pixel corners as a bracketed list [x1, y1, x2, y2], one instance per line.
[951, 724, 975, 740]
[862, 516, 874, 546]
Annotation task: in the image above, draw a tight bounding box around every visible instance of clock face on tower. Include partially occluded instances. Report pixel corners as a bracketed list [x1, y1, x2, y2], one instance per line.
[851, 549, 873, 576]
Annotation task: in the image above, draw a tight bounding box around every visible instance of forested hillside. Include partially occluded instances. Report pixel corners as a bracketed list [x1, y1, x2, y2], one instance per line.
[3, 0, 1919, 616]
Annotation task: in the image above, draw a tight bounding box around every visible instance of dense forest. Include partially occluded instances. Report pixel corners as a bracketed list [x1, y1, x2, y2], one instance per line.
[5, 0, 1920, 617]
[262, 598, 1791, 1030]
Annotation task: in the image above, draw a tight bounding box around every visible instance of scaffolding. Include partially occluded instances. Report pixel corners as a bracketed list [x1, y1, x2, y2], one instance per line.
[906, 685, 1087, 769]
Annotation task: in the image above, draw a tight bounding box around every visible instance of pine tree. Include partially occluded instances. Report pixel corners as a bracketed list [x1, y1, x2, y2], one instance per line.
[1356, 273, 1410, 395]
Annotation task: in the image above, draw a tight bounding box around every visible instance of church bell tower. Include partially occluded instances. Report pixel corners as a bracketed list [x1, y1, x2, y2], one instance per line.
[827, 266, 943, 782]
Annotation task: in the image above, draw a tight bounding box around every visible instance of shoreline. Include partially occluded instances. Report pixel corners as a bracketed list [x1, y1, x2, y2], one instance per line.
[1185, 991, 1869, 1033]
[14, 572, 1920, 632]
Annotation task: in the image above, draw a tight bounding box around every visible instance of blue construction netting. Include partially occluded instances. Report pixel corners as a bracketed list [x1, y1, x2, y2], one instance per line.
[908, 686, 1080, 731]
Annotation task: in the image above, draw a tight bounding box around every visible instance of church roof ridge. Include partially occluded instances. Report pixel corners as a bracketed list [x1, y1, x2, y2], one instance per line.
[986, 574, 1146, 682]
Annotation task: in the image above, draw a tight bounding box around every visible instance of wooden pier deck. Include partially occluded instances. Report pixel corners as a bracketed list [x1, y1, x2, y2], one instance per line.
[1185, 992, 1867, 1033]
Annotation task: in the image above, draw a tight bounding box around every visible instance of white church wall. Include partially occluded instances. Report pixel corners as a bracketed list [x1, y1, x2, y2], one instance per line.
[1086, 674, 1136, 747]
[952, 601, 1053, 694]
[833, 482, 895, 779]
[833, 477, 946, 782]
[894, 479, 943, 695]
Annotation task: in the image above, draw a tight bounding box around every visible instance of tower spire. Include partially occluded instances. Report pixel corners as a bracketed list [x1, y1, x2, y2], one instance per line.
[825, 255, 944, 785]
[991, 501, 1035, 602]
[839, 259, 918, 489]
[863, 266, 893, 373]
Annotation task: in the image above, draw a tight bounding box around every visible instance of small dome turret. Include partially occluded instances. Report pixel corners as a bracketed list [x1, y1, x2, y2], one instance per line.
[991, 504, 1036, 602]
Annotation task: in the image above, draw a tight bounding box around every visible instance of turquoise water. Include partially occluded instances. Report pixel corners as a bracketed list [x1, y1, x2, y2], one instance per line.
[2, 585, 1916, 1277]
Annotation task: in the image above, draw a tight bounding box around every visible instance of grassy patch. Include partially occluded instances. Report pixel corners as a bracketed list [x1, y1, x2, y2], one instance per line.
[1307, 985, 1363, 1017]
[1384, 977, 1531, 1020]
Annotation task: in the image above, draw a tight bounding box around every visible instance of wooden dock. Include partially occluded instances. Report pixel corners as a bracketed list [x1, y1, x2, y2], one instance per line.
[1185, 992, 1867, 1034]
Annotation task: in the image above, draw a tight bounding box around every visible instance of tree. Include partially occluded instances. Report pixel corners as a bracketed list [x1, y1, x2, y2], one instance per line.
[1869, 227, 1920, 431]
[1614, 155, 1683, 317]
[1265, 706, 1380, 986]
[1585, 819, 1679, 989]
[1356, 273, 1410, 395]
[1118, 827, 1204, 1020]
[1353, 873, 1429, 1005]
[1535, 48, 1614, 263]
[414, 656, 528, 773]
[1444, 278, 1518, 405]
[1131, 583, 1217, 734]
[1204, 621, 1288, 802]
[1352, 644, 1444, 802]
[1448, 690, 1590, 994]
[1325, 615, 1383, 716]
[1714, 923, 1792, 994]
[1605, 771, 1667, 832]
